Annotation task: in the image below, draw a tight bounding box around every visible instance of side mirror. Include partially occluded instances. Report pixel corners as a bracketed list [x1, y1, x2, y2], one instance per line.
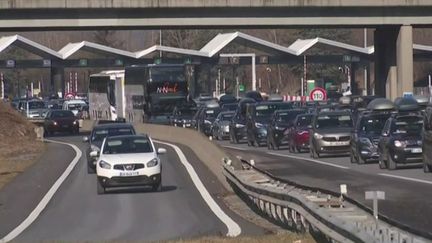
[157, 148, 167, 154]
[82, 136, 89, 143]
[89, 150, 99, 157]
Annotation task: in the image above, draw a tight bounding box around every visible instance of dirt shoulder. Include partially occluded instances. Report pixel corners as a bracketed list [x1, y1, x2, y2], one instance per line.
[0, 102, 45, 190]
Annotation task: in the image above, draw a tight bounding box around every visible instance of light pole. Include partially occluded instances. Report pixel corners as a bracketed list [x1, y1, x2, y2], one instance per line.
[266, 67, 272, 93]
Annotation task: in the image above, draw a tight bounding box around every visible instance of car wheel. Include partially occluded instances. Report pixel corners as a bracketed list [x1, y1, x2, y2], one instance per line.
[350, 150, 358, 163]
[153, 177, 162, 192]
[312, 147, 320, 159]
[254, 138, 260, 147]
[97, 179, 105, 195]
[424, 163, 431, 173]
[387, 153, 397, 170]
[87, 163, 95, 174]
[247, 139, 253, 147]
[267, 138, 272, 150]
[295, 146, 301, 153]
[378, 152, 387, 169]
[358, 155, 366, 165]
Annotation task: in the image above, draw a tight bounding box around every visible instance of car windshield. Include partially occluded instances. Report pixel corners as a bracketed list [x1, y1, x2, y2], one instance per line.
[91, 127, 134, 142]
[220, 113, 234, 121]
[255, 104, 278, 117]
[103, 137, 153, 154]
[29, 101, 45, 109]
[51, 111, 75, 118]
[68, 103, 85, 110]
[392, 116, 423, 134]
[178, 108, 196, 116]
[316, 114, 353, 129]
[278, 111, 305, 123]
[359, 116, 389, 134]
[296, 115, 313, 127]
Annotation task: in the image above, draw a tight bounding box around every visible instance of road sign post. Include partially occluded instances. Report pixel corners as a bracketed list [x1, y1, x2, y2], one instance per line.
[365, 191, 385, 220]
[309, 87, 327, 101]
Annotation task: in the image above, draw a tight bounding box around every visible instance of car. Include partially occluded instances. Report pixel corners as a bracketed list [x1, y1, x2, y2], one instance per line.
[62, 99, 87, 117]
[18, 99, 48, 119]
[266, 109, 307, 150]
[350, 98, 395, 164]
[43, 110, 79, 135]
[218, 94, 237, 106]
[423, 101, 432, 172]
[197, 103, 221, 136]
[378, 113, 423, 170]
[83, 123, 136, 174]
[211, 111, 235, 140]
[170, 105, 197, 128]
[286, 113, 314, 153]
[310, 110, 353, 158]
[229, 98, 256, 143]
[244, 91, 263, 102]
[245, 102, 282, 147]
[92, 134, 166, 194]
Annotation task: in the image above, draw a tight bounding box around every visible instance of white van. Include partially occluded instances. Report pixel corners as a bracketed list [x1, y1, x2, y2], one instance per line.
[62, 99, 87, 116]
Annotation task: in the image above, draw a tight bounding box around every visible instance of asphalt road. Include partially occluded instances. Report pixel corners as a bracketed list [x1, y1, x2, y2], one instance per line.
[3, 135, 265, 242]
[217, 139, 432, 237]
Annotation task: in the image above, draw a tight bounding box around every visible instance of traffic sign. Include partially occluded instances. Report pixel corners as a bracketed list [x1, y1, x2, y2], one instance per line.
[65, 92, 75, 100]
[309, 87, 327, 101]
[239, 84, 245, 92]
[403, 92, 413, 98]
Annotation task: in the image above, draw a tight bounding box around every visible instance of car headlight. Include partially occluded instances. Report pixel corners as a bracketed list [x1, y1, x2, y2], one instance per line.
[314, 133, 323, 139]
[204, 120, 212, 125]
[73, 120, 78, 125]
[90, 144, 100, 152]
[275, 126, 285, 131]
[99, 160, 111, 169]
[359, 137, 372, 146]
[255, 122, 263, 128]
[235, 123, 244, 128]
[394, 140, 406, 148]
[147, 158, 159, 167]
[53, 121, 58, 126]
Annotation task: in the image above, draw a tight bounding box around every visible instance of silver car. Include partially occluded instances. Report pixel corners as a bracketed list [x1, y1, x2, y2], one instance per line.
[211, 111, 235, 140]
[310, 110, 353, 158]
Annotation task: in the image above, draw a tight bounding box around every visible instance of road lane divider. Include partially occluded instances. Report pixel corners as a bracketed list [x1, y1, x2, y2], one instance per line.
[0, 139, 82, 243]
[267, 152, 349, 169]
[155, 140, 242, 237]
[378, 173, 432, 185]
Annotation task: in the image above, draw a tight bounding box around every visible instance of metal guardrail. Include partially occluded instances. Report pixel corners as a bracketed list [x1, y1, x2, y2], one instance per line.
[222, 158, 431, 243]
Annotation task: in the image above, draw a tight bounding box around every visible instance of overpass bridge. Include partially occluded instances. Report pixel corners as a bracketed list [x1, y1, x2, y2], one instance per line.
[1, 0, 432, 99]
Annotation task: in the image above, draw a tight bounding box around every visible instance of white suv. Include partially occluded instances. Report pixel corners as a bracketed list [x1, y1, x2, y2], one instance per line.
[92, 134, 166, 194]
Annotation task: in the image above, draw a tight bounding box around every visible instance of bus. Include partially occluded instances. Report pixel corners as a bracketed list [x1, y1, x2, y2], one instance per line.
[124, 64, 194, 123]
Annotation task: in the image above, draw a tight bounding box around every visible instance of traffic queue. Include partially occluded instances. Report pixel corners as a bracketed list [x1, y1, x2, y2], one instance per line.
[170, 91, 432, 173]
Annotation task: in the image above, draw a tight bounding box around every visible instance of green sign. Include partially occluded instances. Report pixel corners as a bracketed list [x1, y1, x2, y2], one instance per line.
[79, 59, 88, 66]
[154, 57, 162, 65]
[114, 59, 123, 66]
[343, 55, 360, 63]
[184, 57, 192, 64]
[239, 84, 245, 92]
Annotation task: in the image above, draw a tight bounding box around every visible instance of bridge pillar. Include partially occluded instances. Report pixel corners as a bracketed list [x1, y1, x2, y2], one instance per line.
[50, 66, 64, 97]
[374, 26, 413, 100]
[397, 25, 414, 96]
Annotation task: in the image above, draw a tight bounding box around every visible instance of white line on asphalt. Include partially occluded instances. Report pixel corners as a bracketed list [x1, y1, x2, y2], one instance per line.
[155, 140, 242, 237]
[267, 152, 350, 169]
[221, 145, 248, 151]
[378, 173, 432, 185]
[0, 139, 82, 243]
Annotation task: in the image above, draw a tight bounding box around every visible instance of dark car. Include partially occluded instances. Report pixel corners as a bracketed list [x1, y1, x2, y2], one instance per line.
[266, 109, 307, 150]
[197, 104, 221, 136]
[218, 94, 237, 106]
[229, 98, 256, 144]
[211, 111, 235, 140]
[378, 114, 423, 170]
[310, 110, 353, 158]
[83, 123, 136, 173]
[245, 102, 281, 147]
[170, 105, 197, 128]
[350, 98, 395, 164]
[43, 110, 79, 135]
[244, 91, 263, 102]
[286, 114, 314, 153]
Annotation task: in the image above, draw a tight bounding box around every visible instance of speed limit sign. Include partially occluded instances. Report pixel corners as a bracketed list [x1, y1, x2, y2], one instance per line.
[309, 87, 327, 101]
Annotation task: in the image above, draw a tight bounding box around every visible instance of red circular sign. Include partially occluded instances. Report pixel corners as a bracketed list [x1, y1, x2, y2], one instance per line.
[65, 92, 75, 100]
[309, 87, 327, 101]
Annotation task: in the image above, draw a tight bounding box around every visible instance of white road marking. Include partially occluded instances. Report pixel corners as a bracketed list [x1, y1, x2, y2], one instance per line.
[155, 140, 242, 237]
[378, 173, 432, 185]
[0, 139, 82, 243]
[267, 152, 349, 169]
[221, 145, 248, 151]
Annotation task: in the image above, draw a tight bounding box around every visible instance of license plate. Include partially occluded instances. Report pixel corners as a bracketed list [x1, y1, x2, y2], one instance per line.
[119, 171, 139, 177]
[185, 124, 191, 127]
[411, 148, 422, 153]
[329, 141, 347, 146]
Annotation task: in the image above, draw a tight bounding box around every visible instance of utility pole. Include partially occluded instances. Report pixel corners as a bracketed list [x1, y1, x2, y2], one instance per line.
[363, 28, 368, 95]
